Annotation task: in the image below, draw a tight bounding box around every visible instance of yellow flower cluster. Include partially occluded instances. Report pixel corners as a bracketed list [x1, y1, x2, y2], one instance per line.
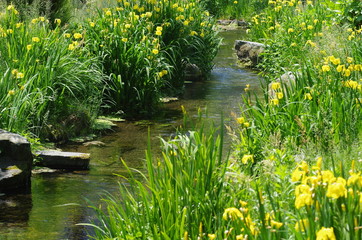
[292, 159, 362, 224]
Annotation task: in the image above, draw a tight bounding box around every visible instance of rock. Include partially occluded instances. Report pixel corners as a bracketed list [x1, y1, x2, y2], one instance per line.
[0, 130, 33, 193]
[83, 141, 106, 147]
[268, 71, 298, 100]
[234, 40, 265, 68]
[217, 19, 233, 25]
[184, 63, 204, 81]
[35, 150, 90, 170]
[159, 97, 179, 103]
[231, 20, 249, 28]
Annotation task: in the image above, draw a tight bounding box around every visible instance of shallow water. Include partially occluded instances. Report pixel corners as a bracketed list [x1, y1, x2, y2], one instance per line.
[0, 29, 261, 240]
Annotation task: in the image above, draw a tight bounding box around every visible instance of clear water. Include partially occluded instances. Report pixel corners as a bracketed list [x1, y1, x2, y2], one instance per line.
[0, 29, 261, 240]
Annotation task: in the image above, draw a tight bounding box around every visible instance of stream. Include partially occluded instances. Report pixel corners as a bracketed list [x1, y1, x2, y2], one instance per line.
[0, 29, 261, 240]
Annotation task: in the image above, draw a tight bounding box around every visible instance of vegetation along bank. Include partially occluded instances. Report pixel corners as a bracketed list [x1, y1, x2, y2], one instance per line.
[89, 0, 362, 239]
[0, 0, 219, 141]
[1, 0, 362, 239]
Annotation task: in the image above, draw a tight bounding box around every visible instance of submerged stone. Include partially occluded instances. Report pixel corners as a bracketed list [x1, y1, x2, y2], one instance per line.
[35, 150, 90, 170]
[0, 130, 33, 193]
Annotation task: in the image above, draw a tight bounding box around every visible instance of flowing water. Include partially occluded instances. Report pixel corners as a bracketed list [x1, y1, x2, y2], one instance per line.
[0, 29, 261, 240]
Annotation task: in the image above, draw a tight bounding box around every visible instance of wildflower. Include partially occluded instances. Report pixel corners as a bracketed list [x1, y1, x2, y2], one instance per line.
[16, 72, 24, 78]
[183, 20, 189, 26]
[270, 220, 283, 229]
[336, 64, 345, 72]
[239, 200, 248, 207]
[271, 82, 281, 90]
[7, 5, 15, 11]
[237, 117, 245, 124]
[207, 234, 216, 240]
[68, 43, 75, 50]
[54, 18, 61, 25]
[312, 157, 322, 170]
[344, 80, 359, 89]
[316, 227, 336, 240]
[15, 23, 23, 28]
[295, 219, 309, 232]
[326, 178, 347, 199]
[11, 69, 18, 75]
[331, 57, 341, 65]
[344, 69, 351, 77]
[73, 33, 82, 39]
[271, 98, 279, 105]
[306, 40, 316, 47]
[243, 122, 250, 128]
[7, 29, 13, 34]
[190, 31, 198, 36]
[347, 57, 354, 63]
[64, 33, 71, 38]
[290, 42, 297, 47]
[32, 37, 40, 42]
[241, 154, 254, 164]
[39, 16, 45, 22]
[125, 24, 131, 29]
[31, 18, 38, 24]
[8, 90, 15, 96]
[321, 170, 335, 183]
[295, 192, 313, 209]
[89, 22, 95, 27]
[155, 30, 162, 36]
[347, 173, 362, 186]
[276, 92, 283, 99]
[307, 25, 314, 30]
[292, 169, 305, 182]
[321, 65, 330, 72]
[152, 49, 159, 54]
[233, 1, 238, 3]
[223, 207, 243, 220]
[121, 38, 128, 43]
[27, 44, 32, 51]
[105, 10, 112, 16]
[304, 93, 312, 100]
[288, 28, 294, 33]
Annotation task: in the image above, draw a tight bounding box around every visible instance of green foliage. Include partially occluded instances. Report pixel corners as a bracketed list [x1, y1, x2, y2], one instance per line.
[341, 0, 362, 27]
[233, 0, 362, 164]
[88, 122, 233, 239]
[84, 0, 220, 116]
[0, 6, 103, 139]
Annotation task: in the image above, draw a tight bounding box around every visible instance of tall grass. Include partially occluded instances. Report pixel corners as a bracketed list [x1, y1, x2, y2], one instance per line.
[88, 121, 235, 239]
[233, 0, 362, 166]
[84, 0, 220, 116]
[0, 6, 103, 139]
[0, 0, 221, 138]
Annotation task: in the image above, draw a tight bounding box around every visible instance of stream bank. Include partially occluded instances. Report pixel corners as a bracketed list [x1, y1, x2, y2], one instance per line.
[0, 29, 261, 240]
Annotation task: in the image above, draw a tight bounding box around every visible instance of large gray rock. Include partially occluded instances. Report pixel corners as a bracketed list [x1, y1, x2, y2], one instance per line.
[35, 150, 90, 170]
[234, 40, 265, 67]
[184, 63, 204, 81]
[0, 130, 33, 193]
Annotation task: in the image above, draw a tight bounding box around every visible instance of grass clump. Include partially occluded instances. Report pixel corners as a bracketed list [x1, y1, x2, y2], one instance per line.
[88, 122, 233, 239]
[0, 5, 103, 140]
